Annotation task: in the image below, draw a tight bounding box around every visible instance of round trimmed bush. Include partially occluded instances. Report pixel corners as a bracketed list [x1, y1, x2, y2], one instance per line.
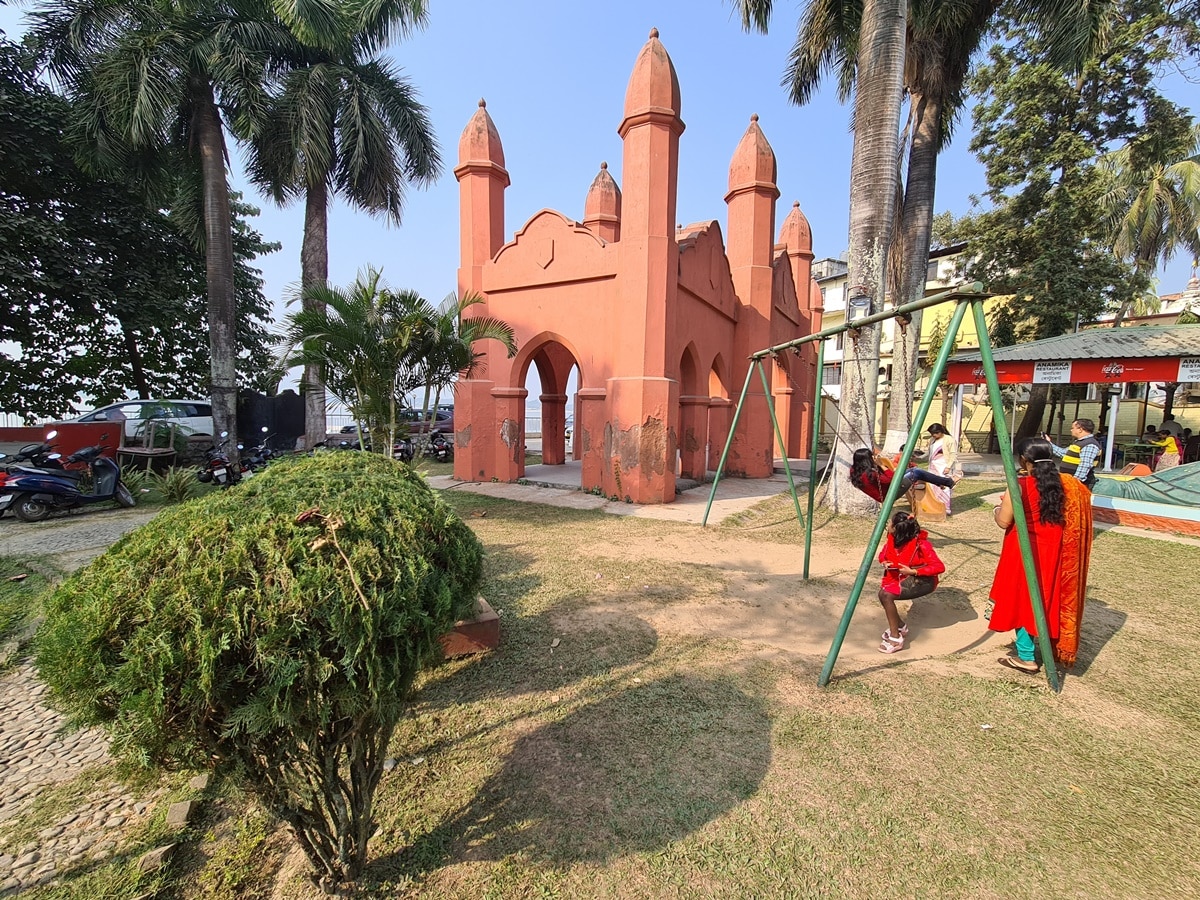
[37, 451, 483, 886]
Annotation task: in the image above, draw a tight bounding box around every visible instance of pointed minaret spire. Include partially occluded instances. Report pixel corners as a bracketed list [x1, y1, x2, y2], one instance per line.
[583, 161, 622, 242]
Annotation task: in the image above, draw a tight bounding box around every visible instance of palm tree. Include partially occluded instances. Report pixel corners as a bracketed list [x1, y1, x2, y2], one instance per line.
[281, 268, 431, 456]
[28, 0, 296, 454]
[247, 0, 441, 451]
[740, 0, 907, 513]
[734, 0, 1110, 498]
[1100, 120, 1200, 326]
[411, 292, 517, 438]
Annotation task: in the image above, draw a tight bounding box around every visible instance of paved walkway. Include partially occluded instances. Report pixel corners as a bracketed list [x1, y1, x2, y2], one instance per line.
[0, 508, 162, 896]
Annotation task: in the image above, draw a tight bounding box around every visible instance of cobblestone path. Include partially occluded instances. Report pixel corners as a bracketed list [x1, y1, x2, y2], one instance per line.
[0, 508, 162, 896]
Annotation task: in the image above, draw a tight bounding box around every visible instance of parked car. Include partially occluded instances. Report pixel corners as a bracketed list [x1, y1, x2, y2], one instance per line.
[68, 399, 213, 440]
[400, 409, 453, 434]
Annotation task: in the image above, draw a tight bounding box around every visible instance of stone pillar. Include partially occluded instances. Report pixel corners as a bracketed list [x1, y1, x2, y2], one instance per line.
[492, 386, 526, 483]
[726, 115, 780, 477]
[679, 395, 710, 480]
[772, 358, 793, 464]
[578, 388, 607, 492]
[707, 398, 733, 473]
[454, 379, 495, 482]
[540, 392, 567, 465]
[604, 377, 677, 503]
[609, 29, 684, 503]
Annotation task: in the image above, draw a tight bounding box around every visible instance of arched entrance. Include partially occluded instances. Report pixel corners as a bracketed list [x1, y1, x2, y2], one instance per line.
[678, 344, 707, 479]
[707, 355, 731, 472]
[517, 333, 583, 468]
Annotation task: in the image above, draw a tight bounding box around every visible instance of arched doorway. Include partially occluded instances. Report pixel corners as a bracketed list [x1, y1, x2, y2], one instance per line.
[678, 344, 706, 479]
[707, 355, 731, 472]
[518, 334, 583, 467]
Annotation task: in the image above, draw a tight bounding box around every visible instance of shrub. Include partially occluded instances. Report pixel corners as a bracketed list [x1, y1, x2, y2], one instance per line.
[152, 464, 193, 503]
[36, 452, 483, 888]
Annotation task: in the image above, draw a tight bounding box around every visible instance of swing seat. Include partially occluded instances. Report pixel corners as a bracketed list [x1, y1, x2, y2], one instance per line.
[911, 484, 947, 523]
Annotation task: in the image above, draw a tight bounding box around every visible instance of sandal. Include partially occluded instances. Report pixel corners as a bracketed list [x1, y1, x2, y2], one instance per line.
[879, 632, 905, 654]
[998, 656, 1039, 674]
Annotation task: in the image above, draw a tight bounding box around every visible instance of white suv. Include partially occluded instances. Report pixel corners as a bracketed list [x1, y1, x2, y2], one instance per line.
[71, 399, 214, 439]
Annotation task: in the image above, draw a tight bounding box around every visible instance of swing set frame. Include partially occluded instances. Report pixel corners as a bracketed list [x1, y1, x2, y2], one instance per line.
[702, 282, 1066, 692]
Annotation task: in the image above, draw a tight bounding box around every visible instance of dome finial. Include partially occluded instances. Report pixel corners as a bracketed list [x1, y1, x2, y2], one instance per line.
[600, 161, 608, 170]
[750, 113, 759, 123]
[478, 98, 486, 108]
[649, 27, 659, 39]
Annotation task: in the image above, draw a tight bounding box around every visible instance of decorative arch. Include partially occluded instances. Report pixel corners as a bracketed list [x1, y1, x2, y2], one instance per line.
[708, 353, 730, 400]
[707, 353, 733, 472]
[678, 342, 708, 480]
[514, 331, 584, 467]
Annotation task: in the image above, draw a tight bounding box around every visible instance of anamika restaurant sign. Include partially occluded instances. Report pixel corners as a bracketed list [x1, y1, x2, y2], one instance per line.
[945, 357, 1200, 384]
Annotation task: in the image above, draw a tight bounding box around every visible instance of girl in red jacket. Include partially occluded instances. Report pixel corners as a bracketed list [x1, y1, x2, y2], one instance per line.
[877, 510, 946, 653]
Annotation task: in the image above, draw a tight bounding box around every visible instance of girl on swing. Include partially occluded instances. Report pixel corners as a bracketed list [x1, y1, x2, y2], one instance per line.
[877, 510, 946, 653]
[848, 447, 957, 504]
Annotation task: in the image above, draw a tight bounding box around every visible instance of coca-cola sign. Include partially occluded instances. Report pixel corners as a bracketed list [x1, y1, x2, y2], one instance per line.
[1101, 362, 1125, 379]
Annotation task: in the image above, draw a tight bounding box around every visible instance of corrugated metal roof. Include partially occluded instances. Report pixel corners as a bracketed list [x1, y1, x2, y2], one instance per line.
[952, 324, 1200, 363]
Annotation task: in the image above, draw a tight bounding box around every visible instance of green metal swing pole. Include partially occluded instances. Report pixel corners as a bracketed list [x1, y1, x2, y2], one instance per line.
[756, 359, 806, 532]
[971, 303, 1062, 692]
[702, 362, 758, 526]
[818, 297, 972, 687]
[803, 338, 826, 580]
[706, 283, 985, 528]
[753, 283, 986, 361]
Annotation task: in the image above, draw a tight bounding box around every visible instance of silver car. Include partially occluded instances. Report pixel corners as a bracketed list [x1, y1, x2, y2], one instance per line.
[71, 399, 214, 439]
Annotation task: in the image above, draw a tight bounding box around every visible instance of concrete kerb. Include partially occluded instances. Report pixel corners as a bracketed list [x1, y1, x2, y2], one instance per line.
[426, 471, 800, 526]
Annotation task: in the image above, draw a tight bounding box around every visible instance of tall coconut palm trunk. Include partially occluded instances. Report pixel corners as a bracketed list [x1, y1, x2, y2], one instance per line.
[883, 89, 942, 453]
[301, 180, 330, 449]
[831, 0, 907, 515]
[194, 79, 240, 456]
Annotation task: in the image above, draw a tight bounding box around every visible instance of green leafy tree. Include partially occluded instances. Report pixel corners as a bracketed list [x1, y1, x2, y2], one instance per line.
[947, 0, 1197, 436]
[246, 0, 441, 450]
[28, 0, 300, 450]
[0, 40, 276, 419]
[36, 452, 484, 888]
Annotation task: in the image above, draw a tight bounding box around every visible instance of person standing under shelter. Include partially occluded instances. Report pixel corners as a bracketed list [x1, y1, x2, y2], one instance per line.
[988, 438, 1093, 672]
[1160, 414, 1183, 439]
[1044, 418, 1100, 488]
[924, 424, 962, 517]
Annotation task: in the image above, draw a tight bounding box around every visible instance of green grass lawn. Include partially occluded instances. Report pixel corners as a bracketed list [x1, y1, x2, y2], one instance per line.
[2, 477, 1198, 899]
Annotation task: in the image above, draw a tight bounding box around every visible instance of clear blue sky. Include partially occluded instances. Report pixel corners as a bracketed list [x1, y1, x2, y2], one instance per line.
[3, 0, 1197, 326]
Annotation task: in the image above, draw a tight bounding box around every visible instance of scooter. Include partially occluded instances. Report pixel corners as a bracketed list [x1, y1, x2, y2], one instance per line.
[0, 435, 135, 522]
[425, 432, 454, 462]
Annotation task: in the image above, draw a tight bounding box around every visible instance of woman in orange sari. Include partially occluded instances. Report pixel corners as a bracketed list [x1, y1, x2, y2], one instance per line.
[988, 437, 1093, 672]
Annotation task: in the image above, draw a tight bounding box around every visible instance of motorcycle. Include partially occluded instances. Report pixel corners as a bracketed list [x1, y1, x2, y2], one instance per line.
[243, 427, 279, 472]
[0, 435, 135, 522]
[425, 432, 454, 463]
[393, 435, 414, 462]
[196, 432, 241, 487]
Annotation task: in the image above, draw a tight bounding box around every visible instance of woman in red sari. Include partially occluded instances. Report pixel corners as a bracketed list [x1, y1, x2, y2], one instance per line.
[988, 437, 1093, 673]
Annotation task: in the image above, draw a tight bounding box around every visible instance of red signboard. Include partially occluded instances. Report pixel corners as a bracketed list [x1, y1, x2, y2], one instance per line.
[945, 357, 1190, 384]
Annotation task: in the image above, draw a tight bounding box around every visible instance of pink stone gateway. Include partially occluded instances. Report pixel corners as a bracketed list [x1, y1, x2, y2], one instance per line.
[453, 29, 824, 504]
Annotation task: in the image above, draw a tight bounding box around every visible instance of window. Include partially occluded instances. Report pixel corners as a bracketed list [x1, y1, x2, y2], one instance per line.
[823, 364, 842, 386]
[926, 260, 940, 282]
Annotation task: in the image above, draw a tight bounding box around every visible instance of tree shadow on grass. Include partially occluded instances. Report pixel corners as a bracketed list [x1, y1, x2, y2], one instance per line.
[367, 673, 771, 885]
